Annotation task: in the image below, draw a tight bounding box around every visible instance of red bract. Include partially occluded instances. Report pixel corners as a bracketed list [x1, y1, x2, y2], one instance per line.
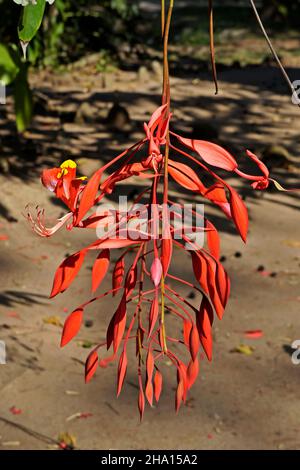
[28, 100, 270, 417]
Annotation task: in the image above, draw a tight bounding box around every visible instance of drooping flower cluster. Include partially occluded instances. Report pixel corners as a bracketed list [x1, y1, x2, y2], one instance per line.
[28, 104, 270, 417]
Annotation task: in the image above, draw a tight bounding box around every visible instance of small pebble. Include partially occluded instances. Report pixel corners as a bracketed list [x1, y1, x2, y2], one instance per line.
[257, 265, 265, 272]
[270, 272, 277, 278]
[187, 291, 196, 299]
[234, 251, 242, 258]
[220, 255, 227, 262]
[84, 320, 94, 328]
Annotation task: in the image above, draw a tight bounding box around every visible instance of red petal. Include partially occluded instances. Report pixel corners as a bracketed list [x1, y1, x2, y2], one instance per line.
[61, 308, 83, 347]
[92, 249, 110, 292]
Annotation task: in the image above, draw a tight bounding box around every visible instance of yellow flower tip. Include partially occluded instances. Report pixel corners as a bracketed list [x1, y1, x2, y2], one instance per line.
[60, 159, 77, 170]
[77, 176, 88, 181]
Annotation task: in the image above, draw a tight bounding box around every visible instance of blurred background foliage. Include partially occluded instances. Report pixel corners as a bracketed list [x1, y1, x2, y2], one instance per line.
[0, 0, 300, 132]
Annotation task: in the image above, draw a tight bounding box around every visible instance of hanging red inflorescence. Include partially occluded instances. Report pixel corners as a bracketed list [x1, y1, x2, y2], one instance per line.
[27, 103, 270, 417]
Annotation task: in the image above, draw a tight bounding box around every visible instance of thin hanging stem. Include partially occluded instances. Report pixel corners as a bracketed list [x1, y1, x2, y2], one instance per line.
[161, 0, 165, 37]
[208, 0, 218, 95]
[160, 0, 174, 354]
[249, 0, 297, 99]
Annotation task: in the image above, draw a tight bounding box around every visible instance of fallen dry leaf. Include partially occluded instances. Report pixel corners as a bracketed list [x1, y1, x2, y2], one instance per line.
[66, 412, 93, 421]
[43, 316, 63, 327]
[282, 239, 300, 248]
[231, 344, 255, 355]
[57, 432, 76, 449]
[65, 390, 80, 396]
[2, 441, 21, 447]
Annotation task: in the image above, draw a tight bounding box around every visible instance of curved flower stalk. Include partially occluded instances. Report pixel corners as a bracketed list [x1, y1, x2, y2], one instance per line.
[28, 101, 271, 417]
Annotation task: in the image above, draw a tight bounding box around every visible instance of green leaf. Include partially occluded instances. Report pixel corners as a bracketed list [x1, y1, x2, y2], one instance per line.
[0, 44, 20, 85]
[14, 66, 33, 133]
[18, 0, 46, 44]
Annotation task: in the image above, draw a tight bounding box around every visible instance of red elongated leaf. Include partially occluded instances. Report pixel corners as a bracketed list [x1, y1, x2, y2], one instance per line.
[178, 362, 188, 403]
[85, 350, 99, 383]
[168, 160, 204, 192]
[138, 385, 145, 421]
[197, 297, 214, 361]
[228, 186, 248, 242]
[125, 264, 137, 298]
[136, 326, 145, 357]
[154, 370, 163, 402]
[205, 220, 220, 259]
[191, 251, 209, 294]
[106, 296, 126, 351]
[187, 357, 199, 389]
[148, 295, 159, 338]
[175, 134, 238, 171]
[161, 236, 173, 276]
[92, 249, 110, 292]
[61, 308, 83, 347]
[204, 253, 224, 319]
[215, 262, 230, 316]
[146, 350, 154, 381]
[112, 319, 126, 355]
[204, 183, 228, 203]
[145, 379, 153, 406]
[112, 256, 125, 295]
[117, 350, 128, 396]
[50, 250, 86, 298]
[189, 325, 200, 361]
[113, 296, 127, 353]
[183, 319, 192, 348]
[89, 238, 140, 250]
[175, 380, 184, 413]
[158, 328, 164, 351]
[147, 103, 168, 130]
[77, 169, 102, 224]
